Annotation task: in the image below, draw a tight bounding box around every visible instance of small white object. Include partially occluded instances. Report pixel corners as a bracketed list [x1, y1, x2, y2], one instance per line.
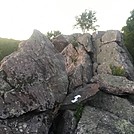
[71, 95, 81, 103]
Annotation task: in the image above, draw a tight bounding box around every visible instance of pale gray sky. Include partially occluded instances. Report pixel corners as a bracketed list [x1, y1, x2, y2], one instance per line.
[0, 0, 134, 40]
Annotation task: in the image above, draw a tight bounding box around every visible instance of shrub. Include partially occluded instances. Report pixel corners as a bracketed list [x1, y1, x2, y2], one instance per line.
[74, 9, 99, 33]
[74, 103, 84, 122]
[110, 65, 126, 76]
[71, 56, 77, 65]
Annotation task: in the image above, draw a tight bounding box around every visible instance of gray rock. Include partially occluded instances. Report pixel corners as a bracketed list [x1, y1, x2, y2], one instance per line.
[91, 74, 134, 95]
[63, 33, 82, 44]
[97, 42, 134, 80]
[68, 64, 84, 91]
[61, 110, 77, 134]
[1, 29, 134, 134]
[0, 30, 68, 133]
[102, 30, 122, 44]
[88, 91, 134, 123]
[0, 70, 12, 93]
[52, 34, 69, 52]
[92, 32, 105, 63]
[92, 31, 105, 40]
[93, 62, 98, 75]
[94, 30, 134, 79]
[77, 33, 93, 53]
[0, 112, 53, 134]
[62, 83, 99, 109]
[61, 37, 93, 93]
[75, 106, 134, 134]
[53, 110, 77, 134]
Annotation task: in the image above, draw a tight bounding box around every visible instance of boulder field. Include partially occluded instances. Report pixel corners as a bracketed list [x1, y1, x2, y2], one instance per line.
[0, 30, 134, 134]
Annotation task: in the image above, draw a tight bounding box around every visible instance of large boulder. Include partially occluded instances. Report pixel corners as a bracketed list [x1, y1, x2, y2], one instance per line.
[52, 34, 69, 52]
[0, 112, 53, 134]
[101, 30, 122, 44]
[88, 91, 134, 123]
[61, 33, 93, 93]
[0, 30, 68, 133]
[91, 74, 134, 95]
[75, 106, 134, 134]
[77, 33, 94, 53]
[96, 30, 134, 80]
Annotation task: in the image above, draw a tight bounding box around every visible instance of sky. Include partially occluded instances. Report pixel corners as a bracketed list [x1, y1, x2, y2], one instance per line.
[0, 0, 134, 40]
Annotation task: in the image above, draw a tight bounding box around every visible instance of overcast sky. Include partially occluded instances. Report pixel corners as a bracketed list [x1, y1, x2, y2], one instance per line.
[0, 0, 134, 40]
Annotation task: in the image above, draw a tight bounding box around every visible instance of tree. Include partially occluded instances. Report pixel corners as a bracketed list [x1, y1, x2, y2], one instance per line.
[46, 30, 61, 40]
[122, 9, 134, 62]
[74, 9, 99, 33]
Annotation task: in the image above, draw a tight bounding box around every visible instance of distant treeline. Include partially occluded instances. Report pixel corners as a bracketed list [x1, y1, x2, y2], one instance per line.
[0, 38, 20, 61]
[122, 10, 134, 64]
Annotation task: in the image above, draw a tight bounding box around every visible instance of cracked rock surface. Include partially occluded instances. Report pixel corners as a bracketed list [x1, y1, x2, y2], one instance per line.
[75, 106, 134, 134]
[0, 30, 134, 133]
[61, 33, 93, 93]
[0, 30, 68, 133]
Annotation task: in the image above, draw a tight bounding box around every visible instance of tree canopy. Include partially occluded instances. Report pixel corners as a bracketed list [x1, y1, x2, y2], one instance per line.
[122, 9, 134, 62]
[74, 9, 99, 33]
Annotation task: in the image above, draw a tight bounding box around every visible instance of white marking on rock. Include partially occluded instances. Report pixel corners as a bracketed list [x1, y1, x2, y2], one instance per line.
[20, 129, 23, 132]
[71, 95, 81, 103]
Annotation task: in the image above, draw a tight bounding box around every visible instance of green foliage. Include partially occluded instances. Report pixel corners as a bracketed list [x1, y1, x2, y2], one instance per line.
[74, 103, 84, 122]
[46, 30, 61, 40]
[110, 65, 126, 76]
[0, 38, 20, 61]
[74, 9, 99, 33]
[71, 56, 77, 64]
[122, 9, 134, 62]
[71, 37, 79, 47]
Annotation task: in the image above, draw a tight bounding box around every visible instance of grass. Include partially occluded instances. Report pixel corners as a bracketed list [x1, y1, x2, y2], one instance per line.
[110, 64, 126, 76]
[74, 103, 84, 122]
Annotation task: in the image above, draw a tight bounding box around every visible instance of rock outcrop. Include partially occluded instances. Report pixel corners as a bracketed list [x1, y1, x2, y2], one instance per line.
[52, 34, 69, 52]
[91, 74, 134, 95]
[75, 106, 134, 134]
[95, 30, 134, 80]
[0, 29, 134, 134]
[0, 30, 68, 133]
[76, 91, 134, 134]
[61, 33, 93, 93]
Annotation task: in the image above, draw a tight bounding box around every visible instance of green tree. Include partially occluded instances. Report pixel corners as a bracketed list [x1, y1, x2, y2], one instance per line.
[122, 9, 134, 62]
[46, 30, 61, 40]
[74, 9, 99, 33]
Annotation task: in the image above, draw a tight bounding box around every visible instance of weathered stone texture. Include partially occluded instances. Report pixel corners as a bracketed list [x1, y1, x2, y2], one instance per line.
[91, 74, 134, 95]
[52, 34, 69, 52]
[61, 33, 93, 93]
[75, 106, 134, 134]
[95, 30, 134, 80]
[0, 30, 134, 133]
[0, 30, 68, 133]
